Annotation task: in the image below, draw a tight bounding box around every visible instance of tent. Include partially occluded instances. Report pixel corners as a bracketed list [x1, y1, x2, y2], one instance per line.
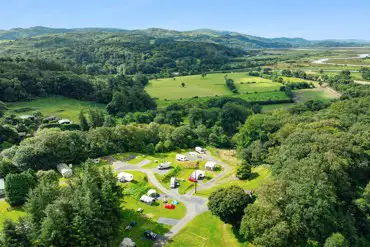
[140, 195, 155, 205]
[118, 172, 134, 182]
[204, 161, 217, 171]
[57, 163, 73, 177]
[172, 200, 179, 205]
[119, 237, 136, 247]
[190, 170, 206, 180]
[147, 189, 157, 197]
[165, 204, 175, 209]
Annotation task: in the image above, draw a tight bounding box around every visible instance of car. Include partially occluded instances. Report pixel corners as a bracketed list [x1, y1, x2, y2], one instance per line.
[144, 230, 158, 239]
[125, 221, 137, 231]
[137, 208, 143, 213]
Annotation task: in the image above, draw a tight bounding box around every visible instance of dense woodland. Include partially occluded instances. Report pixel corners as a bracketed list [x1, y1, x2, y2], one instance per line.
[0, 30, 369, 246]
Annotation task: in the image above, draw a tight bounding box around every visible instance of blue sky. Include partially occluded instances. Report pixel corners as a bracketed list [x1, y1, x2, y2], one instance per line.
[1, 0, 370, 40]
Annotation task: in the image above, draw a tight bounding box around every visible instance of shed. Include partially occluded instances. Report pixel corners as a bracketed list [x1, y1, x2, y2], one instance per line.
[147, 189, 157, 197]
[140, 195, 155, 205]
[57, 163, 73, 177]
[190, 170, 206, 180]
[0, 178, 5, 196]
[58, 119, 72, 125]
[204, 161, 217, 171]
[119, 237, 136, 247]
[117, 172, 134, 182]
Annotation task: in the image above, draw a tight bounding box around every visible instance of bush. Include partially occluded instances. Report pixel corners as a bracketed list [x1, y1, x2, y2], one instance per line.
[236, 161, 252, 180]
[5, 171, 36, 206]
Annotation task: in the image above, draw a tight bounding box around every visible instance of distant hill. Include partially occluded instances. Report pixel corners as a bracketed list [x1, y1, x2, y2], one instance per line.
[0, 26, 368, 49]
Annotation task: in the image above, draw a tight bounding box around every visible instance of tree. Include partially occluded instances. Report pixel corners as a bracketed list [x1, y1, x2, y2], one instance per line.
[324, 233, 348, 247]
[5, 171, 36, 206]
[208, 186, 252, 226]
[2, 219, 31, 247]
[0, 159, 20, 178]
[0, 100, 6, 117]
[88, 109, 105, 128]
[181, 82, 185, 87]
[103, 115, 116, 127]
[79, 111, 89, 131]
[236, 160, 252, 180]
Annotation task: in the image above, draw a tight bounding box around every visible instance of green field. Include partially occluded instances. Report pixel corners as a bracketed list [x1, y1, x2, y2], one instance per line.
[146, 72, 283, 100]
[195, 166, 271, 197]
[167, 211, 250, 247]
[294, 88, 339, 102]
[5, 96, 106, 122]
[0, 200, 26, 230]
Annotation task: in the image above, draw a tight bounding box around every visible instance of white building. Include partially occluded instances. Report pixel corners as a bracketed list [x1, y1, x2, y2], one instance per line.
[0, 178, 5, 196]
[57, 163, 73, 177]
[117, 172, 134, 182]
[58, 119, 72, 125]
[205, 161, 217, 171]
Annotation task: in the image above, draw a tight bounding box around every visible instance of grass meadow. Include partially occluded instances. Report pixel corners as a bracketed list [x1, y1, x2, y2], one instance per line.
[5, 96, 106, 122]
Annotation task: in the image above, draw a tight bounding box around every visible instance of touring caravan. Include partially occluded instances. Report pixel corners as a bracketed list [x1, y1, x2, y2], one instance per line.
[176, 154, 187, 161]
[157, 162, 171, 170]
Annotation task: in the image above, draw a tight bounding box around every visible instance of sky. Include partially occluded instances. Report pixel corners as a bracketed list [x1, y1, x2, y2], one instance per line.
[1, 0, 370, 40]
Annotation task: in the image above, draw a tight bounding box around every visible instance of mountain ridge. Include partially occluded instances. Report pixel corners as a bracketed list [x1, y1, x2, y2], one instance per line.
[0, 26, 368, 49]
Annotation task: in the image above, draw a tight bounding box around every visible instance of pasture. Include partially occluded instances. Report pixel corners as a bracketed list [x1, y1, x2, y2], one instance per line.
[146, 72, 283, 100]
[5, 96, 106, 122]
[294, 88, 340, 102]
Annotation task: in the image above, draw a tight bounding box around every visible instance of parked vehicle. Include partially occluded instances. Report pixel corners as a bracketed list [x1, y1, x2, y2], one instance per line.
[170, 177, 180, 188]
[157, 162, 171, 170]
[176, 154, 187, 161]
[195, 146, 206, 154]
[144, 230, 158, 239]
[125, 221, 137, 231]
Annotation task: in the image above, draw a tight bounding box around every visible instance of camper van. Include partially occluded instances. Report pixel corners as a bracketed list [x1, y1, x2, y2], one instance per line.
[176, 154, 187, 161]
[157, 162, 171, 170]
[170, 177, 180, 188]
[195, 147, 206, 154]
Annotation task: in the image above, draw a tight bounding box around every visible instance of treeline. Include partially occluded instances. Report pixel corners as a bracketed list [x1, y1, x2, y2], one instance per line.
[0, 162, 122, 246]
[230, 96, 370, 246]
[0, 32, 248, 76]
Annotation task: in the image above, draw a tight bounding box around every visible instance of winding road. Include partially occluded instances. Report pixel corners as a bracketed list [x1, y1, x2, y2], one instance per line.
[112, 152, 231, 245]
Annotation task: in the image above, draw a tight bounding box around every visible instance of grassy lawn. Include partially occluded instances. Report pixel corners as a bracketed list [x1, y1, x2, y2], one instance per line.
[0, 200, 27, 230]
[294, 88, 339, 102]
[195, 166, 271, 197]
[5, 96, 106, 122]
[166, 211, 250, 247]
[114, 170, 187, 246]
[146, 72, 285, 101]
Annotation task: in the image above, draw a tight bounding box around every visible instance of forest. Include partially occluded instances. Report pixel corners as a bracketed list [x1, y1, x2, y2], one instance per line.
[0, 28, 369, 247]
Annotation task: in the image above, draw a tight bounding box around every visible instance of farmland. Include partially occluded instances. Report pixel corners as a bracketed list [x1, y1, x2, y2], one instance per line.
[146, 72, 283, 100]
[5, 96, 106, 122]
